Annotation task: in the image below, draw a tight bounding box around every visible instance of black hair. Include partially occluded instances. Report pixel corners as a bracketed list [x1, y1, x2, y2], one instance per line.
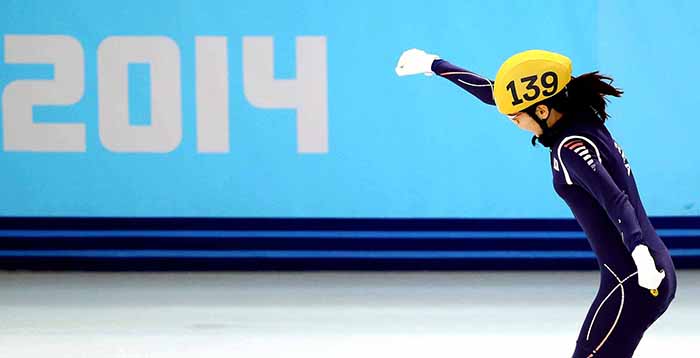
[526, 71, 624, 123]
[525, 72, 623, 147]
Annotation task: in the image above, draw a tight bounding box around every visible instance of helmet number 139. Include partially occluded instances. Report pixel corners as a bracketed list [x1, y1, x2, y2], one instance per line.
[505, 71, 559, 106]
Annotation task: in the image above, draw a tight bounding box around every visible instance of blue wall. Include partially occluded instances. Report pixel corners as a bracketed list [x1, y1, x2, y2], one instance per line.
[0, 0, 698, 218]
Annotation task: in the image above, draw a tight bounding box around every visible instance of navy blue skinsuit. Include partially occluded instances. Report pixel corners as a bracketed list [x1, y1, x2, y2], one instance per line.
[431, 59, 677, 358]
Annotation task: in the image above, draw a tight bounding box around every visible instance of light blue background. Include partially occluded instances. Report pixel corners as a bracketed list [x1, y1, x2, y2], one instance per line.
[0, 0, 697, 217]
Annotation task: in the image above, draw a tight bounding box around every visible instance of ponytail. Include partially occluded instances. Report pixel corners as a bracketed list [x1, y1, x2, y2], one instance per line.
[564, 72, 623, 122]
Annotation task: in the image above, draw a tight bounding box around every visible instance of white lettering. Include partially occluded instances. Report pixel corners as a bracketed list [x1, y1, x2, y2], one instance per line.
[97, 36, 182, 153]
[2, 35, 330, 154]
[195, 36, 230, 153]
[2, 35, 85, 152]
[242, 36, 328, 153]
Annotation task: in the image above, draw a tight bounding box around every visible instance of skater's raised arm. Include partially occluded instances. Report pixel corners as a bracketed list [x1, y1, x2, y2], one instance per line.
[431, 59, 495, 105]
[395, 48, 495, 106]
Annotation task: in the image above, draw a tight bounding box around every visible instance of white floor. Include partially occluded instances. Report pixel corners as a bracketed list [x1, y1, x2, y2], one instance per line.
[0, 270, 698, 358]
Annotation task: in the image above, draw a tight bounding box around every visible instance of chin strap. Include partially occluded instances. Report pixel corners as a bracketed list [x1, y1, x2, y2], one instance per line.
[531, 89, 570, 147]
[530, 111, 555, 147]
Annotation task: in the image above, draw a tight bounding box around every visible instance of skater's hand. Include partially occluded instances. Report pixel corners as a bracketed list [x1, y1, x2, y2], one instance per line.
[395, 48, 440, 77]
[632, 245, 666, 290]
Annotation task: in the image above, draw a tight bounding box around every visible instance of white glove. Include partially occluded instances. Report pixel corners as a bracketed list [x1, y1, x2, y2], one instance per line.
[632, 245, 665, 290]
[395, 48, 440, 77]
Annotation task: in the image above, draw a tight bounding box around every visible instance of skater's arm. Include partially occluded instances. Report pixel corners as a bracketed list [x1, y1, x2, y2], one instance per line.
[557, 137, 645, 253]
[431, 59, 496, 106]
[559, 137, 666, 290]
[395, 49, 495, 106]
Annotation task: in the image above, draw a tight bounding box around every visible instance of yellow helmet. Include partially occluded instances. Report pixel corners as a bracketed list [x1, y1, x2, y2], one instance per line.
[493, 50, 572, 115]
